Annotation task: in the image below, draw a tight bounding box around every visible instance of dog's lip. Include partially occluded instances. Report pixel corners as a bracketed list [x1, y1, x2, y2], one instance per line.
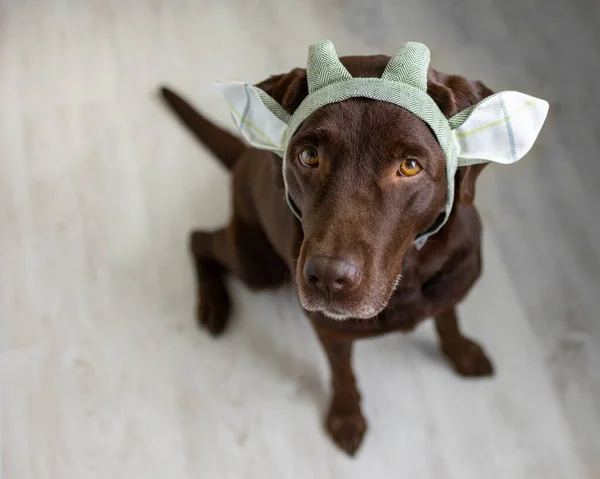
[307, 303, 382, 321]
[322, 308, 351, 320]
[304, 302, 349, 316]
[301, 301, 353, 320]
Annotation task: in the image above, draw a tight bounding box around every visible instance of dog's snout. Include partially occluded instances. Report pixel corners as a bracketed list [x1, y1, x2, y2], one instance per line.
[303, 255, 361, 297]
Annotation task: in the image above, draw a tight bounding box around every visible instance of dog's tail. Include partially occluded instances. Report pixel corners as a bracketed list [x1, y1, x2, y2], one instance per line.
[159, 86, 246, 170]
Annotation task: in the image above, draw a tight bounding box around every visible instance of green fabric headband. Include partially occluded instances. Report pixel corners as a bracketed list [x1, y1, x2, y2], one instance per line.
[216, 40, 549, 247]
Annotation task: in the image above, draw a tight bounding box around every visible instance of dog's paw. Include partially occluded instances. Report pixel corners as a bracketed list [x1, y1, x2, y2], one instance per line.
[441, 338, 494, 377]
[326, 404, 367, 456]
[196, 283, 229, 336]
[194, 266, 231, 337]
[190, 231, 231, 336]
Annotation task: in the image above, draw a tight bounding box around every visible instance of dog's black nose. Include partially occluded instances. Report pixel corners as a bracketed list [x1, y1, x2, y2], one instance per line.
[303, 255, 361, 297]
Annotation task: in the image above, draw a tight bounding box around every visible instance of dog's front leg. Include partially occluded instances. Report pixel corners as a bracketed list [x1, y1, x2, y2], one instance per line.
[313, 322, 366, 456]
[434, 307, 494, 377]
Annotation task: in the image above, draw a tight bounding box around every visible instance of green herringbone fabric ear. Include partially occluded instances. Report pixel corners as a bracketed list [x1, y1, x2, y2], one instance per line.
[306, 40, 352, 93]
[381, 42, 430, 91]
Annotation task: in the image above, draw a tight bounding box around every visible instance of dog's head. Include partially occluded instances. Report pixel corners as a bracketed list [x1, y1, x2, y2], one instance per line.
[216, 42, 547, 321]
[255, 58, 493, 320]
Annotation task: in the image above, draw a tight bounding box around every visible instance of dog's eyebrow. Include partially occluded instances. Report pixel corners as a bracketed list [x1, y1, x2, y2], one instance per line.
[294, 126, 333, 144]
[393, 144, 431, 159]
[314, 126, 333, 137]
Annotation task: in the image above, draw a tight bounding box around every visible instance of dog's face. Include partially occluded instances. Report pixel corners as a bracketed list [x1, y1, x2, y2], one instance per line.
[257, 56, 492, 320]
[286, 100, 447, 319]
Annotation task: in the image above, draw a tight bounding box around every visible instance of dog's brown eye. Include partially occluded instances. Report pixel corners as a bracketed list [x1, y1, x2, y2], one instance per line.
[299, 148, 319, 168]
[398, 158, 421, 177]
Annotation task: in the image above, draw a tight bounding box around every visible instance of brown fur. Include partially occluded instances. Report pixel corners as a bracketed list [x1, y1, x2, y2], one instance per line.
[160, 53, 496, 456]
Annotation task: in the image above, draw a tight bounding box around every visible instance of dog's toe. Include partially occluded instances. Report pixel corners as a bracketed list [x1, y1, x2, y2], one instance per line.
[326, 408, 367, 456]
[442, 338, 495, 377]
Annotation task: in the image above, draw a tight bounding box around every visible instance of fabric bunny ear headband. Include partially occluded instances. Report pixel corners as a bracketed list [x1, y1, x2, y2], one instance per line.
[215, 40, 549, 248]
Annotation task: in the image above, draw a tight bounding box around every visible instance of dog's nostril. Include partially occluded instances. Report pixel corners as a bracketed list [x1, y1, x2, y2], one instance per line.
[308, 274, 320, 285]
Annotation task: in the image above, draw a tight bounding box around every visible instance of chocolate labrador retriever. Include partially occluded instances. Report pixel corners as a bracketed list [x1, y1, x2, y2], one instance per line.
[160, 54, 497, 456]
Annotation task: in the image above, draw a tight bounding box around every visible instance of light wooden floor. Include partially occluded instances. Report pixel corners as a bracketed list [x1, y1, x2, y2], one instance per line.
[1, 1, 599, 478]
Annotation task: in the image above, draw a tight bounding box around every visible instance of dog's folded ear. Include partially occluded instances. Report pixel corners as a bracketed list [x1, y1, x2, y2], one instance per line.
[255, 68, 309, 113]
[454, 163, 487, 206]
[427, 70, 495, 118]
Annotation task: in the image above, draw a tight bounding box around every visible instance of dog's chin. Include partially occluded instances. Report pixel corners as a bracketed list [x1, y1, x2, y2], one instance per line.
[298, 294, 388, 321]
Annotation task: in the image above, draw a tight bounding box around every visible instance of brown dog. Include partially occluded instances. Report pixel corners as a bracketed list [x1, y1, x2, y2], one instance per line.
[160, 53, 496, 456]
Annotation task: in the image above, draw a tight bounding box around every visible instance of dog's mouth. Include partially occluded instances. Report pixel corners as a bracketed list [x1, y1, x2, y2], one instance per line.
[297, 275, 401, 321]
[305, 305, 373, 321]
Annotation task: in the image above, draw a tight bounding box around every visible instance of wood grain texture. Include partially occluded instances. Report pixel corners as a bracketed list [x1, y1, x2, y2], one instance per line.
[1, 0, 598, 477]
